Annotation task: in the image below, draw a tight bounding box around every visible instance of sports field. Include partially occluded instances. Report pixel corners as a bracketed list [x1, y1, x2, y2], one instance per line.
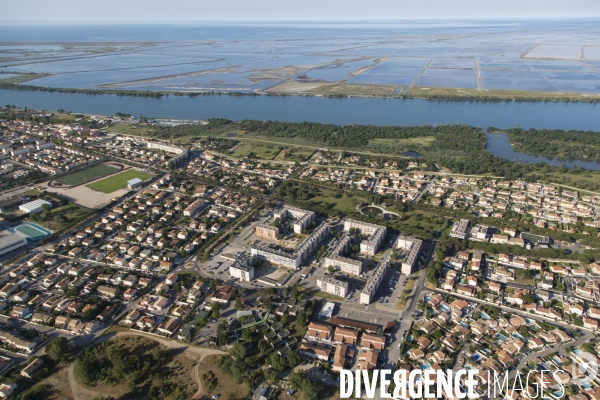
[54, 164, 121, 186]
[86, 170, 152, 193]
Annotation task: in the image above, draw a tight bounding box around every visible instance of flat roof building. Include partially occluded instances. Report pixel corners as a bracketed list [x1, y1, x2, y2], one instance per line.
[127, 178, 144, 189]
[397, 235, 423, 275]
[449, 219, 470, 239]
[229, 253, 254, 281]
[317, 276, 348, 298]
[324, 234, 362, 276]
[19, 199, 52, 214]
[360, 262, 386, 305]
[343, 219, 386, 256]
[0, 232, 28, 257]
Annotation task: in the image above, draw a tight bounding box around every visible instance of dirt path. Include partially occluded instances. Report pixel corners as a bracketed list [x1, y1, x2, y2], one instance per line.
[67, 330, 227, 400]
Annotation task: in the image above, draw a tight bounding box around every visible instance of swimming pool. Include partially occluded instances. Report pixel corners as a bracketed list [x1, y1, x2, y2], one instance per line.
[480, 312, 490, 320]
[472, 354, 482, 362]
[495, 333, 509, 341]
[11, 222, 51, 240]
[421, 363, 432, 369]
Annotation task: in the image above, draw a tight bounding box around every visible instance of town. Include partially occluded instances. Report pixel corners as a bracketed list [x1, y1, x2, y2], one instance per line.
[1, 108, 600, 400]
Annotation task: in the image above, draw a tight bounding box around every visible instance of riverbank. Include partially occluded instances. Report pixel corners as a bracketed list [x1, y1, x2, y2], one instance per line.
[2, 82, 600, 104]
[2, 89, 599, 131]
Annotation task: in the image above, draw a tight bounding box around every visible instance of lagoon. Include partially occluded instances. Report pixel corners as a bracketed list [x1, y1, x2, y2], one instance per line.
[485, 130, 600, 170]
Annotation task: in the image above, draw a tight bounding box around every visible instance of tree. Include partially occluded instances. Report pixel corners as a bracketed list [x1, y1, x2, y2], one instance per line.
[45, 336, 68, 360]
[258, 340, 269, 354]
[263, 368, 277, 383]
[268, 353, 286, 373]
[231, 343, 247, 359]
[328, 265, 335, 274]
[241, 329, 255, 342]
[53, 214, 67, 223]
[296, 311, 307, 328]
[290, 284, 299, 299]
[235, 298, 244, 311]
[287, 351, 300, 368]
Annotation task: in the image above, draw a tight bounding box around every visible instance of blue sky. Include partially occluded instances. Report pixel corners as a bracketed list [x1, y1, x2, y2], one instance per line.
[3, 0, 600, 22]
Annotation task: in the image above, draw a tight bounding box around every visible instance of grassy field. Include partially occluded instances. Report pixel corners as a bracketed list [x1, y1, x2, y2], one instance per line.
[28, 203, 93, 231]
[232, 143, 282, 159]
[308, 82, 400, 96]
[274, 147, 316, 162]
[86, 169, 152, 193]
[406, 86, 600, 101]
[105, 123, 154, 136]
[369, 137, 435, 147]
[54, 164, 120, 186]
[0, 72, 50, 84]
[309, 195, 360, 214]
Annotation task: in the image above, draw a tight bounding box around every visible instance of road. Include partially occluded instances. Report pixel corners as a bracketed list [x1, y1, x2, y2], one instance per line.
[387, 241, 436, 364]
[430, 287, 593, 335]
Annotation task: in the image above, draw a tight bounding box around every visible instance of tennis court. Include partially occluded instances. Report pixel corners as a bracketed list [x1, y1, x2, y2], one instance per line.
[54, 164, 121, 186]
[13, 223, 51, 240]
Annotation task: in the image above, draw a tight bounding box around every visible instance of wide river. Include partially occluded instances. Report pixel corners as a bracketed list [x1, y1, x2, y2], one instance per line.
[1, 89, 600, 131]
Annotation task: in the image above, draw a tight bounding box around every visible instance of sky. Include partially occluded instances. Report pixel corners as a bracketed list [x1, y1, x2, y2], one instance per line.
[3, 0, 600, 22]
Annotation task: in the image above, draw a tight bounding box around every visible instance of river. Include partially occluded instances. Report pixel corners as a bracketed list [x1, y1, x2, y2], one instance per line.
[1, 89, 600, 131]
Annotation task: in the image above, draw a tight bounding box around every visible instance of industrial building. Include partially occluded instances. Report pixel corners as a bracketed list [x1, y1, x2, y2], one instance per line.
[0, 232, 28, 257]
[18, 199, 52, 214]
[127, 177, 144, 189]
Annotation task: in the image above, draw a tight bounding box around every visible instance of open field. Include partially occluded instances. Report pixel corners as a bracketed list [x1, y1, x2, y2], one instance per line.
[33, 203, 94, 231]
[105, 123, 155, 136]
[273, 147, 316, 162]
[86, 169, 152, 193]
[406, 86, 600, 101]
[309, 195, 360, 214]
[368, 137, 435, 147]
[54, 164, 121, 186]
[268, 81, 400, 96]
[310, 82, 400, 96]
[0, 72, 49, 84]
[231, 143, 282, 160]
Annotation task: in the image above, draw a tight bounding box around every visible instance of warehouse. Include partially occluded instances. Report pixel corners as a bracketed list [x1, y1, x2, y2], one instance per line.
[18, 199, 52, 214]
[0, 231, 28, 257]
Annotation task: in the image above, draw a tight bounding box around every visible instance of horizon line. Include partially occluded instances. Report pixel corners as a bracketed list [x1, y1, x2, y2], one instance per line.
[2, 17, 600, 23]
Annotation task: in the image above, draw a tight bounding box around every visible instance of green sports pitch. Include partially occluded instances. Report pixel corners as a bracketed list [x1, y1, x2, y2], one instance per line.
[86, 170, 152, 193]
[54, 164, 120, 186]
